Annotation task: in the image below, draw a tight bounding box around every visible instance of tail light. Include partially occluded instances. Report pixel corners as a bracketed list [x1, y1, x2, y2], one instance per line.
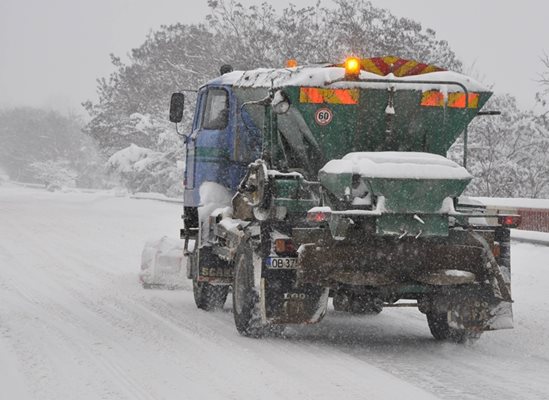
[307, 207, 332, 223]
[274, 238, 297, 255]
[498, 214, 521, 228]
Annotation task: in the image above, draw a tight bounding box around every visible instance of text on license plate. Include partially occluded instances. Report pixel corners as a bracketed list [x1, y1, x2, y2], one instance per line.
[267, 257, 297, 269]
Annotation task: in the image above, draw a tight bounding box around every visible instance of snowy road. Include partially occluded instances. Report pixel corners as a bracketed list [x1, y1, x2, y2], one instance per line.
[1, 186, 548, 400]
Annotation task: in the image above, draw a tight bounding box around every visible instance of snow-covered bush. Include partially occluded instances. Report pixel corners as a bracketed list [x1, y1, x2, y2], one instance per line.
[107, 144, 183, 195]
[0, 167, 8, 186]
[29, 160, 77, 190]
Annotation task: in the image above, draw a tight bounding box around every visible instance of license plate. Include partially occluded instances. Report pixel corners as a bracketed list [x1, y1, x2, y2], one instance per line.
[267, 257, 297, 269]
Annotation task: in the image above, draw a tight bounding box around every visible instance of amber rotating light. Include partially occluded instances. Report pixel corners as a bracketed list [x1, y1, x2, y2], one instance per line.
[344, 57, 361, 80]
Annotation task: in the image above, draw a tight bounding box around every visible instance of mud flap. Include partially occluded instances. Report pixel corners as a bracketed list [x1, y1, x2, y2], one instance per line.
[486, 256, 513, 330]
[485, 301, 513, 330]
[192, 246, 233, 284]
[468, 231, 514, 331]
[261, 281, 329, 325]
[446, 298, 513, 331]
[447, 299, 489, 331]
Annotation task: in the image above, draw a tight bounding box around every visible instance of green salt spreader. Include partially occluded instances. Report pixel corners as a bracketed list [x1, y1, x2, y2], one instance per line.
[172, 56, 517, 342]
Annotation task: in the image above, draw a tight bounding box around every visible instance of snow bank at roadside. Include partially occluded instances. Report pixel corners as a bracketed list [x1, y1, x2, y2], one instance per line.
[473, 197, 549, 210]
[511, 229, 549, 245]
[131, 192, 183, 204]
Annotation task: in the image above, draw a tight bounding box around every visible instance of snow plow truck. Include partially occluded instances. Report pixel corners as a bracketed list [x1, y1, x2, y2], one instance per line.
[169, 56, 517, 343]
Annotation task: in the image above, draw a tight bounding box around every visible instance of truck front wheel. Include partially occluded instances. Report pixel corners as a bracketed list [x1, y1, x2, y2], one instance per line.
[193, 280, 229, 311]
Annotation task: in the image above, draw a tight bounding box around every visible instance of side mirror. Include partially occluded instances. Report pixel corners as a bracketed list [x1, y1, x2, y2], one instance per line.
[169, 93, 185, 123]
[272, 90, 291, 114]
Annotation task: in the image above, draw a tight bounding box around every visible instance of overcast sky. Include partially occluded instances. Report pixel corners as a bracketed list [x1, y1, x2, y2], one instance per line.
[1, 0, 547, 114]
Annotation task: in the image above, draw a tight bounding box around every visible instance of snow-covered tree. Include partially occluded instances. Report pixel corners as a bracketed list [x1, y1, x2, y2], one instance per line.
[0, 166, 8, 185]
[454, 94, 549, 198]
[536, 52, 549, 113]
[107, 144, 183, 196]
[205, 0, 462, 70]
[0, 107, 107, 187]
[84, 0, 462, 195]
[82, 24, 211, 155]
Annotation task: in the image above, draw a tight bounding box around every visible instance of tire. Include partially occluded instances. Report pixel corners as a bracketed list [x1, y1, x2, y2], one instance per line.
[193, 280, 229, 311]
[232, 245, 267, 337]
[333, 292, 351, 312]
[426, 312, 482, 343]
[350, 294, 383, 315]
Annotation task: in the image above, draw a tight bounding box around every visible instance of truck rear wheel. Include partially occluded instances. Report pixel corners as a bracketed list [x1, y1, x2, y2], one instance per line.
[193, 280, 229, 311]
[232, 245, 270, 337]
[426, 312, 482, 343]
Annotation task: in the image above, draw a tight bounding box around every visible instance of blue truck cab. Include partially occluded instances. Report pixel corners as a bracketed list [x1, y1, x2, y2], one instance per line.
[179, 75, 262, 230]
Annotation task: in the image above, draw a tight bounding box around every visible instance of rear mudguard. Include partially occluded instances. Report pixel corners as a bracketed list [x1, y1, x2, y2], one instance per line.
[470, 230, 513, 330]
[484, 301, 513, 330]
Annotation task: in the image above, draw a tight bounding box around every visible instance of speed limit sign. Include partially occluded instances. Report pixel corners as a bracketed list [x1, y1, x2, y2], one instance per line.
[314, 107, 333, 126]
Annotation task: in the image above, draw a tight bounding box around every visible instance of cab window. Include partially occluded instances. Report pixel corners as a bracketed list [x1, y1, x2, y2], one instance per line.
[202, 88, 229, 130]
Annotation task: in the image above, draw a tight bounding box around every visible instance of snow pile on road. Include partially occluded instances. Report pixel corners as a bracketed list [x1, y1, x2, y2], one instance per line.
[321, 152, 472, 180]
[140, 236, 185, 288]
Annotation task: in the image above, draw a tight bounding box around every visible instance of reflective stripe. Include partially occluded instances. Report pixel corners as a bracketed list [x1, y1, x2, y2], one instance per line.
[300, 88, 359, 104]
[361, 58, 385, 76]
[421, 90, 445, 107]
[357, 57, 446, 77]
[448, 93, 479, 109]
[421, 91, 479, 109]
[300, 87, 324, 103]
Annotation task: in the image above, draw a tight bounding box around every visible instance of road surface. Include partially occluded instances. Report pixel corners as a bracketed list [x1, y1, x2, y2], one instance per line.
[1, 185, 548, 400]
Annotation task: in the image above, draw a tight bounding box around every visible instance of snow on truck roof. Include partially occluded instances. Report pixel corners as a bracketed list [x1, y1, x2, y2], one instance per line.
[207, 57, 488, 93]
[320, 152, 472, 180]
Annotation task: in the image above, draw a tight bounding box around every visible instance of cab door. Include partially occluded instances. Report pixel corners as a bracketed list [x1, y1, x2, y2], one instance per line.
[184, 86, 231, 208]
[183, 90, 205, 208]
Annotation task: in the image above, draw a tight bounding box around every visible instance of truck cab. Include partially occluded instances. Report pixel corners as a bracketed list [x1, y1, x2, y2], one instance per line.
[179, 80, 262, 230]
